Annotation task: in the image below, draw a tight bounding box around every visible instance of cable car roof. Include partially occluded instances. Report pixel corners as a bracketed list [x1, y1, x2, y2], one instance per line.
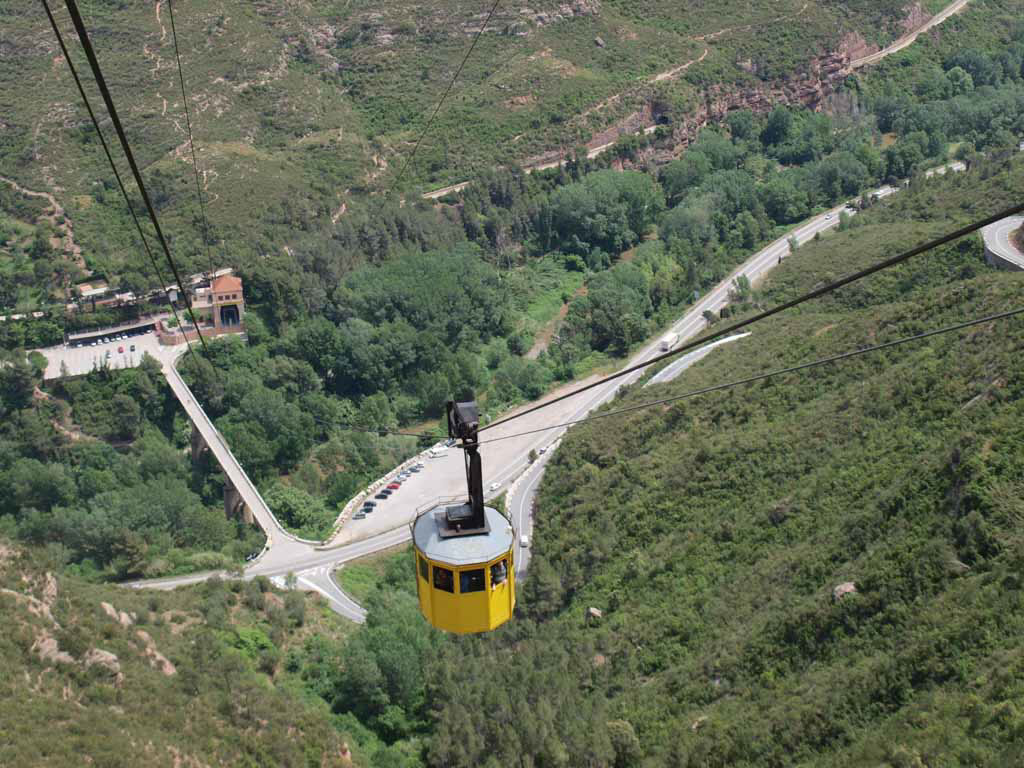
[414, 504, 513, 566]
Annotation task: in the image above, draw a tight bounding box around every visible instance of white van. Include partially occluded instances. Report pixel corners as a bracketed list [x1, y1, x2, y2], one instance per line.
[429, 445, 448, 458]
[520, 535, 530, 548]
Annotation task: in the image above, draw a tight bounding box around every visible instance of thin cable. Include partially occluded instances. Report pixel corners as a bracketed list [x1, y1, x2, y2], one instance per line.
[63, 0, 210, 356]
[166, 0, 217, 279]
[480, 202, 1024, 433]
[478, 306, 1024, 445]
[41, 0, 195, 355]
[390, 0, 503, 192]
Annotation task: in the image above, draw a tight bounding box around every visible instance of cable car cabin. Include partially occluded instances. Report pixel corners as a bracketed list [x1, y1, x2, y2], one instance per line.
[412, 398, 515, 633]
[412, 502, 515, 634]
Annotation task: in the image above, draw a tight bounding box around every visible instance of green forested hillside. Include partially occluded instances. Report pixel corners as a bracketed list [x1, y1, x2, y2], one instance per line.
[313, 157, 1024, 767]
[0, 0, 981, 294]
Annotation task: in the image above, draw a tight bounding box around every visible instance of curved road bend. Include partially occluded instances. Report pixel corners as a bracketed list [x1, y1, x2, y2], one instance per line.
[982, 215, 1024, 270]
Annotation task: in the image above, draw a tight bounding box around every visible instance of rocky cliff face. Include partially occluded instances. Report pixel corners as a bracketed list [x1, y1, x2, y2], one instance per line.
[660, 50, 852, 156]
[522, 47, 856, 170]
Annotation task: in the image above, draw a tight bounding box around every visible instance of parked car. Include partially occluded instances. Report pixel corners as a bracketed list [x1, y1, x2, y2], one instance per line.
[362, 500, 377, 508]
[387, 482, 401, 490]
[375, 492, 389, 500]
[408, 467, 420, 473]
[353, 512, 365, 520]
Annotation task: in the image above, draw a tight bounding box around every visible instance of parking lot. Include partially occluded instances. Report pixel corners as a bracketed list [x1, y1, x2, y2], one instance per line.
[37, 329, 175, 379]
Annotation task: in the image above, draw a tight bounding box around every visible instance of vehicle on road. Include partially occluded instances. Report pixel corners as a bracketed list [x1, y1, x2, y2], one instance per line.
[825, 213, 833, 220]
[353, 512, 365, 520]
[429, 446, 448, 457]
[520, 535, 530, 548]
[118, 346, 124, 353]
[362, 500, 376, 508]
[539, 446, 547, 455]
[130, 344, 135, 352]
[105, 350, 111, 358]
[488, 481, 501, 492]
[387, 482, 401, 490]
[659, 332, 679, 352]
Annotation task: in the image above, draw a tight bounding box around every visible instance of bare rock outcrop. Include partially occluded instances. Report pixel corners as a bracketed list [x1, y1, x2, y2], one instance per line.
[100, 601, 136, 628]
[526, 0, 600, 28]
[84, 648, 125, 687]
[136, 630, 177, 676]
[832, 581, 858, 601]
[1, 588, 59, 627]
[32, 631, 75, 666]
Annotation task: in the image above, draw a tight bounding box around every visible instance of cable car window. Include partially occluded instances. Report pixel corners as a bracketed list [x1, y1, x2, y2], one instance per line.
[460, 568, 486, 593]
[490, 559, 508, 587]
[433, 566, 454, 593]
[418, 556, 429, 581]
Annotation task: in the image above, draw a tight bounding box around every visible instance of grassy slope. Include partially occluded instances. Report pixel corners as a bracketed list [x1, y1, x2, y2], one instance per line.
[419, 156, 1024, 766]
[0, 540, 369, 767]
[556, 163, 1024, 761]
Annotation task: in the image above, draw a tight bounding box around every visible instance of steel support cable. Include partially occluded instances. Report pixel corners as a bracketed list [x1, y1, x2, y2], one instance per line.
[479, 201, 1024, 434]
[62, 0, 210, 355]
[390, 0, 503, 192]
[477, 306, 1024, 445]
[40, 0, 198, 365]
[166, 0, 217, 279]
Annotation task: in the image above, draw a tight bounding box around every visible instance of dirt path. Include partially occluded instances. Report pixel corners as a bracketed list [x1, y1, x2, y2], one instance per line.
[526, 283, 587, 359]
[0, 175, 86, 273]
[155, 0, 167, 44]
[851, 0, 971, 68]
[650, 47, 709, 83]
[33, 388, 95, 443]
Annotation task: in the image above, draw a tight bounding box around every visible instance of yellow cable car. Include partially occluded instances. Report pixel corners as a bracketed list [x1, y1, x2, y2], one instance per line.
[412, 400, 516, 634]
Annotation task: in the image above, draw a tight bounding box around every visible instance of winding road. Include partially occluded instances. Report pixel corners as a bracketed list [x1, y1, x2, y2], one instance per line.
[981, 214, 1024, 271]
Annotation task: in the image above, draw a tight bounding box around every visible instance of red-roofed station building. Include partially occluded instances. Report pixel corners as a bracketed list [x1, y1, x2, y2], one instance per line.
[157, 271, 246, 345]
